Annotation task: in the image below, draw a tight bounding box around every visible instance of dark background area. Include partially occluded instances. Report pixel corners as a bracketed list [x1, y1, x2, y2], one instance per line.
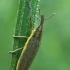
[0, 0, 70, 70]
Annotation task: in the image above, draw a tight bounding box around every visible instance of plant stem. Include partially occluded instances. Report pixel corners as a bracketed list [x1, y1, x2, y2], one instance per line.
[10, 0, 40, 70]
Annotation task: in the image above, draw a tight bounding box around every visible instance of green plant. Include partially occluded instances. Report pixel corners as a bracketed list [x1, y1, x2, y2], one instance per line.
[10, 0, 40, 70]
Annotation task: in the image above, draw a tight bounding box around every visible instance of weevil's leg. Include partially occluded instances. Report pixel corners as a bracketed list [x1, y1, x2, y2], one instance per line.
[27, 2, 33, 32]
[9, 48, 23, 54]
[13, 35, 28, 38]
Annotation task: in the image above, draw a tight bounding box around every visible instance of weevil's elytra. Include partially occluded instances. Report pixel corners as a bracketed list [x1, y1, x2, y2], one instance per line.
[16, 15, 44, 70]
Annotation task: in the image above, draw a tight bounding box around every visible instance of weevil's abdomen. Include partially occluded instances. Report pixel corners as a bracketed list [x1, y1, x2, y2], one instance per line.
[16, 29, 41, 70]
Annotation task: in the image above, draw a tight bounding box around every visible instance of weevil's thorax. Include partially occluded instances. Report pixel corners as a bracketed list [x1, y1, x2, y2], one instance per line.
[32, 15, 44, 41]
[33, 25, 43, 40]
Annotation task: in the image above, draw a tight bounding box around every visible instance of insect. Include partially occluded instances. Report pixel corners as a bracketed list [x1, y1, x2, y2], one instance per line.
[9, 2, 55, 70]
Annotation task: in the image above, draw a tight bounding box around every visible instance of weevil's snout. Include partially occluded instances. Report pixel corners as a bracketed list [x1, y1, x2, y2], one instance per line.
[40, 15, 44, 25]
[41, 15, 44, 19]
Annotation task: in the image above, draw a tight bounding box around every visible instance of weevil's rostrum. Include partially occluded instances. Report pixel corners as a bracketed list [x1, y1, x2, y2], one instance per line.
[16, 15, 44, 70]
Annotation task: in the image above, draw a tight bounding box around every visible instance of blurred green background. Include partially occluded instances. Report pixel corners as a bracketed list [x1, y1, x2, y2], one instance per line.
[0, 0, 70, 70]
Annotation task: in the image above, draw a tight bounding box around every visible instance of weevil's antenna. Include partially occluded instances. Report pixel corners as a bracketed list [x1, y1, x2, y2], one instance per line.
[45, 13, 56, 20]
[38, 8, 41, 17]
[38, 8, 56, 20]
[35, 8, 41, 21]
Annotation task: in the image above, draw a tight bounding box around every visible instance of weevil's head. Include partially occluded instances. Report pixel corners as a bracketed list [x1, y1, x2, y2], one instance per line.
[40, 15, 44, 25]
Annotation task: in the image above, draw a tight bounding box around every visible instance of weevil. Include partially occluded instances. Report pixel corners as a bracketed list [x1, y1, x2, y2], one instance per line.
[9, 2, 55, 70]
[16, 15, 44, 70]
